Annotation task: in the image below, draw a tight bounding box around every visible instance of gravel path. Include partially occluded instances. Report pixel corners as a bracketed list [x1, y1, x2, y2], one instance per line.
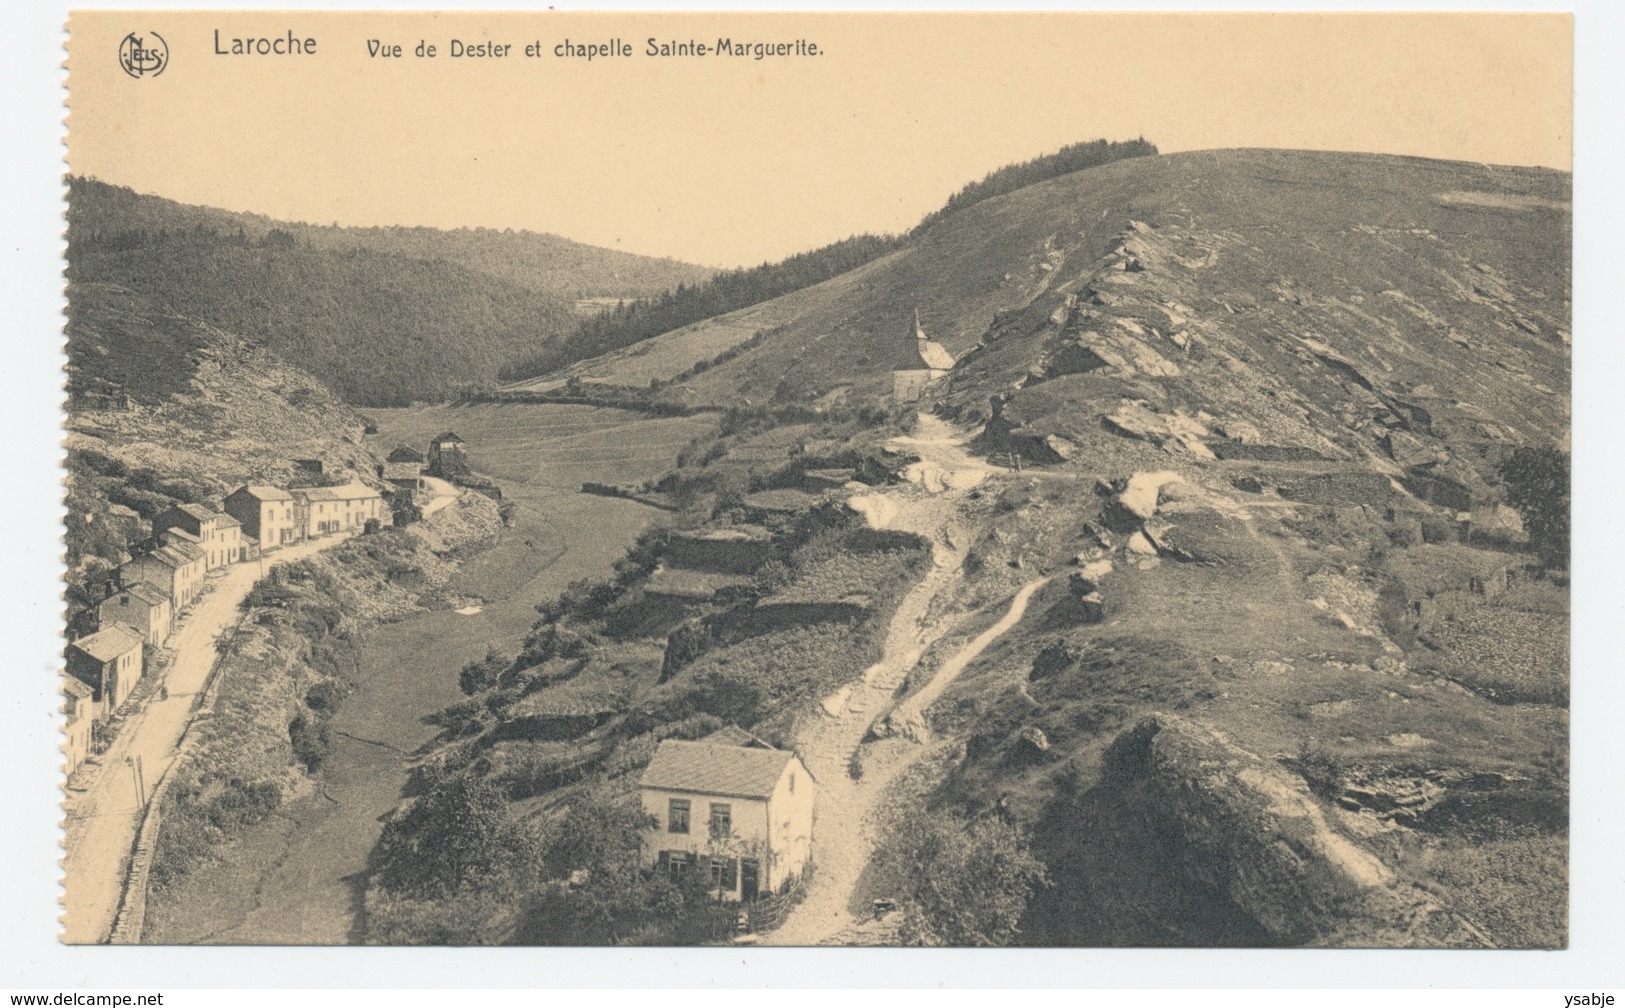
[419, 476, 462, 516]
[763, 415, 1044, 946]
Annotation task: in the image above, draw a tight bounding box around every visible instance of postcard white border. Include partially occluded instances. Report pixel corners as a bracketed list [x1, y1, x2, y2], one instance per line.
[6, 0, 1620, 990]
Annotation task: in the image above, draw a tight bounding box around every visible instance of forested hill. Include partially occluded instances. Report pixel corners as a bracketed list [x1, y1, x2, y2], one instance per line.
[499, 138, 1159, 383]
[66, 178, 715, 405]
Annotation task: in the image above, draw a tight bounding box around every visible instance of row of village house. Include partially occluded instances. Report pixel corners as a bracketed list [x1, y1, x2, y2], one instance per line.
[62, 480, 388, 775]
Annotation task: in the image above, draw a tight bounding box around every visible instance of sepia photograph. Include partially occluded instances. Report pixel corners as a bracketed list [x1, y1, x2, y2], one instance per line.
[50, 9, 1577, 958]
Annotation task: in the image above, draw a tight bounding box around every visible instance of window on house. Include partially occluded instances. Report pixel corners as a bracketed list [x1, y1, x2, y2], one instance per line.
[710, 858, 739, 890]
[662, 851, 691, 876]
[667, 798, 690, 833]
[788, 771, 795, 795]
[709, 802, 732, 839]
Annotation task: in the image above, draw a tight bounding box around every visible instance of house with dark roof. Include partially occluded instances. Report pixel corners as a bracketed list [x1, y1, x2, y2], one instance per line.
[428, 431, 468, 478]
[153, 502, 243, 570]
[66, 622, 145, 711]
[380, 445, 427, 492]
[225, 485, 301, 550]
[96, 582, 172, 647]
[121, 542, 205, 609]
[638, 736, 814, 900]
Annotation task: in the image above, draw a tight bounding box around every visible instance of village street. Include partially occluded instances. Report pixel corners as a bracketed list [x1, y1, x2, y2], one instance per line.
[61, 531, 357, 944]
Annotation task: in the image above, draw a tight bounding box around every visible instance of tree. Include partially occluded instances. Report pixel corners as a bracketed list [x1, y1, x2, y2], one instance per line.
[876, 811, 1049, 946]
[1499, 446, 1570, 570]
[523, 786, 695, 944]
[458, 647, 509, 695]
[373, 770, 529, 897]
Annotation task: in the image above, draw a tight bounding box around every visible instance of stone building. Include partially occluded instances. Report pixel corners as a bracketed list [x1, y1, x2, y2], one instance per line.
[96, 582, 172, 647]
[891, 309, 955, 402]
[66, 622, 145, 712]
[153, 502, 243, 570]
[121, 542, 205, 610]
[427, 431, 467, 478]
[224, 485, 300, 550]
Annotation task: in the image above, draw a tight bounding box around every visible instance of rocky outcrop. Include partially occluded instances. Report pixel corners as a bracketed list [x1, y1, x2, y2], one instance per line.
[1092, 714, 1490, 947]
[1102, 401, 1215, 458]
[979, 394, 1082, 464]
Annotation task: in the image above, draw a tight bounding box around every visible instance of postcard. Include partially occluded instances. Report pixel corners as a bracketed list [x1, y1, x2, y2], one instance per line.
[60, 10, 1571, 949]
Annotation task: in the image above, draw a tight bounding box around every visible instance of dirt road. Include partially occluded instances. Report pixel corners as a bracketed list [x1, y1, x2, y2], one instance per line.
[765, 415, 1047, 946]
[60, 533, 354, 944]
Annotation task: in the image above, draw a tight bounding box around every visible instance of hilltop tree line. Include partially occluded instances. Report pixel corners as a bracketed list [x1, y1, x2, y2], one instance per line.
[499, 234, 898, 381]
[499, 137, 1159, 384]
[68, 177, 712, 302]
[69, 139, 1156, 402]
[910, 137, 1158, 234]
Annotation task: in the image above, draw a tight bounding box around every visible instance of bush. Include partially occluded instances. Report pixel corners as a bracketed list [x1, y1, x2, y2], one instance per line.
[459, 647, 510, 695]
[288, 712, 330, 771]
[304, 678, 348, 713]
[874, 811, 1048, 946]
[1499, 446, 1569, 571]
[372, 770, 533, 898]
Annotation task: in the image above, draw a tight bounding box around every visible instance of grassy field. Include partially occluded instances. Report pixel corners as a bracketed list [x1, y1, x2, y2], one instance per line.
[371, 403, 716, 491]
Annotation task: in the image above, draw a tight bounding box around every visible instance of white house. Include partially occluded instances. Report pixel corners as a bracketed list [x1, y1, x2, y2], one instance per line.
[638, 733, 815, 901]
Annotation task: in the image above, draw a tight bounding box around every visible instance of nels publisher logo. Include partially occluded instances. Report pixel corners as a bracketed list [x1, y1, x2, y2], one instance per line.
[118, 31, 168, 78]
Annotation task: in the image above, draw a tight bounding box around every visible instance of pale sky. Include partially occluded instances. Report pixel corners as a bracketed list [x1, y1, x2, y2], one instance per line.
[68, 11, 1571, 267]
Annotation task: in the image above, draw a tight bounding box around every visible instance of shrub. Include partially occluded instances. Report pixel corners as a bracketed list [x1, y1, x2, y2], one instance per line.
[1499, 446, 1569, 571]
[372, 770, 532, 898]
[305, 678, 348, 713]
[459, 647, 510, 695]
[288, 712, 330, 771]
[875, 811, 1049, 946]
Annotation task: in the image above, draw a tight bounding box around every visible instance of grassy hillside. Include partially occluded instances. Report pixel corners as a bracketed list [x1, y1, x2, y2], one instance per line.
[67, 178, 715, 404]
[575, 150, 1566, 432]
[377, 148, 1569, 948]
[501, 138, 1157, 388]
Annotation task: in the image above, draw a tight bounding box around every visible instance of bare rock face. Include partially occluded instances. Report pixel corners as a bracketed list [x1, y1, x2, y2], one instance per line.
[1018, 725, 1051, 755]
[1117, 470, 1186, 521]
[1104, 401, 1215, 458]
[1098, 715, 1489, 947]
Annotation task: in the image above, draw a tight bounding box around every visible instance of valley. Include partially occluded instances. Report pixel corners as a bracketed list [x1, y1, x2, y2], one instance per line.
[64, 145, 1570, 951]
[140, 403, 714, 943]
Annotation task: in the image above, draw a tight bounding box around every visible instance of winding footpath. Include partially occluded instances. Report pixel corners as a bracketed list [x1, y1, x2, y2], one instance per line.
[763, 415, 1049, 946]
[56, 502, 431, 943]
